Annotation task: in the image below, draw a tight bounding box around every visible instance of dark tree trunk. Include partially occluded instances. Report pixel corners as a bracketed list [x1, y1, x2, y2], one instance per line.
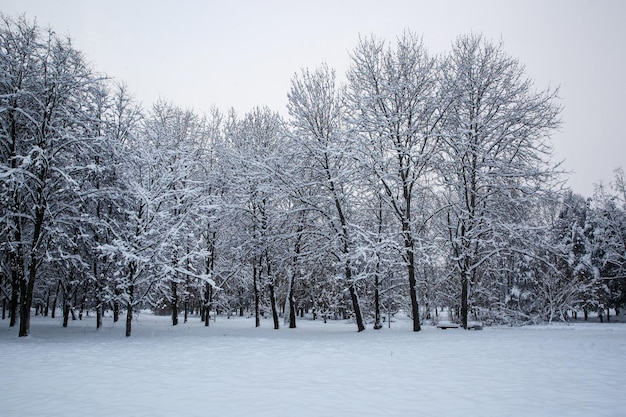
[373, 200, 384, 330]
[96, 303, 103, 330]
[266, 260, 279, 330]
[63, 298, 70, 328]
[62, 282, 73, 327]
[253, 263, 260, 328]
[51, 280, 60, 319]
[113, 300, 119, 323]
[72, 287, 78, 320]
[95, 280, 103, 330]
[184, 297, 189, 323]
[374, 273, 382, 330]
[348, 282, 365, 332]
[171, 281, 178, 326]
[288, 273, 297, 329]
[125, 285, 134, 337]
[204, 283, 212, 327]
[405, 239, 421, 332]
[204, 227, 216, 326]
[288, 221, 304, 330]
[114, 287, 122, 322]
[461, 270, 469, 330]
[346, 263, 365, 332]
[19, 198, 46, 337]
[402, 217, 421, 332]
[269, 283, 279, 330]
[9, 267, 19, 327]
[287, 240, 301, 329]
[18, 277, 31, 337]
[44, 285, 50, 317]
[19, 251, 37, 336]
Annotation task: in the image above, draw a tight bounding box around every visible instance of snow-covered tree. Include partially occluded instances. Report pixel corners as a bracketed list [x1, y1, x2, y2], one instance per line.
[0, 15, 108, 336]
[590, 178, 626, 320]
[345, 32, 443, 331]
[98, 100, 215, 336]
[288, 64, 365, 332]
[439, 34, 561, 328]
[220, 107, 287, 329]
[141, 101, 214, 326]
[536, 192, 597, 322]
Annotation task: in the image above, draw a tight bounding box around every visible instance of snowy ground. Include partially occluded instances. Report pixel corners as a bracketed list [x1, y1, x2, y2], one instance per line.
[1, 314, 625, 417]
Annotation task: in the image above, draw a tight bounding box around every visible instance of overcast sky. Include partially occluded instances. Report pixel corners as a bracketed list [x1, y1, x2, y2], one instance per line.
[2, 0, 624, 196]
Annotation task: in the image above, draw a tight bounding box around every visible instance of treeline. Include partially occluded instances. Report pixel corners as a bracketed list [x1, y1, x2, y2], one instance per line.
[1, 15, 625, 337]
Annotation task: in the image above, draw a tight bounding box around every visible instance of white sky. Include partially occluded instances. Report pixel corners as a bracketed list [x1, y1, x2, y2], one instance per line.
[2, 0, 624, 196]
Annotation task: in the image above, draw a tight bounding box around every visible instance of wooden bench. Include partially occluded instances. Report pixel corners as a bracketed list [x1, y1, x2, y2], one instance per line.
[436, 321, 483, 330]
[436, 321, 459, 329]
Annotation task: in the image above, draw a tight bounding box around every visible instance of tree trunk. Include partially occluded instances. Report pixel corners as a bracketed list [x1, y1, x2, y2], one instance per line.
[63, 296, 70, 328]
[405, 238, 421, 332]
[113, 300, 119, 323]
[253, 263, 260, 328]
[18, 276, 32, 337]
[19, 252, 37, 336]
[269, 283, 279, 330]
[95, 281, 103, 330]
[171, 281, 178, 326]
[204, 283, 212, 327]
[9, 267, 19, 327]
[19, 199, 46, 337]
[288, 272, 297, 329]
[96, 303, 103, 330]
[44, 285, 50, 317]
[374, 273, 382, 330]
[461, 270, 469, 329]
[184, 297, 189, 323]
[125, 285, 134, 337]
[265, 259, 279, 330]
[346, 263, 365, 332]
[348, 282, 365, 332]
[51, 280, 60, 319]
[283, 277, 291, 327]
[288, 218, 304, 329]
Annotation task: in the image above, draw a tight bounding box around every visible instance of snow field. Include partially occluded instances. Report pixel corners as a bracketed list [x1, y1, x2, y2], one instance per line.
[1, 314, 625, 417]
